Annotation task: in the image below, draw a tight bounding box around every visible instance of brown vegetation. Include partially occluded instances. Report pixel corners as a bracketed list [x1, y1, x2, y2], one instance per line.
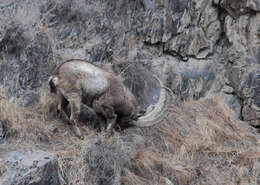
[48, 60, 173, 139]
[1, 89, 260, 184]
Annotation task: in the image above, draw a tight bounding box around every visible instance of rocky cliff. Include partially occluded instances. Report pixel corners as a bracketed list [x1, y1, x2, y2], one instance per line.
[0, 0, 260, 184]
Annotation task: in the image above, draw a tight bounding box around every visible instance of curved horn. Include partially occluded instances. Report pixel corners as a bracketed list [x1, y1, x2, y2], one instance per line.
[133, 75, 174, 127]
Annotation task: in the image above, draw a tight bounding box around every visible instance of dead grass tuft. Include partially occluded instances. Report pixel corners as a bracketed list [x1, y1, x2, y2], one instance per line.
[121, 95, 260, 184]
[0, 89, 61, 146]
[39, 87, 59, 121]
[1, 89, 260, 185]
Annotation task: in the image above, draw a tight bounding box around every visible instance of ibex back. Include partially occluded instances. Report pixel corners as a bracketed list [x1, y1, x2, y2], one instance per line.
[49, 59, 173, 139]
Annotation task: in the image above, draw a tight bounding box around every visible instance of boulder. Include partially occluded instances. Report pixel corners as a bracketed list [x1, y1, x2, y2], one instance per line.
[0, 150, 60, 185]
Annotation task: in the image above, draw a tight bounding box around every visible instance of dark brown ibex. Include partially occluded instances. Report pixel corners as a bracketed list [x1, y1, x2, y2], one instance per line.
[48, 59, 173, 139]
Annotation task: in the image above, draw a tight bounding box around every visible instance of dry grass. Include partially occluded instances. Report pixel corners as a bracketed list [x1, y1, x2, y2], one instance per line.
[121, 96, 260, 185]
[1, 90, 260, 184]
[0, 91, 49, 146]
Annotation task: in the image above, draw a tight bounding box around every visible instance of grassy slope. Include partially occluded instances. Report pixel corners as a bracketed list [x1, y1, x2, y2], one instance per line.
[1, 90, 260, 184]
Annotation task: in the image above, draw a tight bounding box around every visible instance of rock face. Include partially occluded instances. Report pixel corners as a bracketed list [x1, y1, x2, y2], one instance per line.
[222, 2, 260, 126]
[0, 0, 259, 125]
[164, 0, 221, 60]
[227, 56, 260, 126]
[0, 0, 260, 184]
[0, 150, 60, 185]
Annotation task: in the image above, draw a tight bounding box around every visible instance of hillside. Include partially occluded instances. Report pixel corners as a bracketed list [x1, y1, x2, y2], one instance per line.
[0, 0, 260, 184]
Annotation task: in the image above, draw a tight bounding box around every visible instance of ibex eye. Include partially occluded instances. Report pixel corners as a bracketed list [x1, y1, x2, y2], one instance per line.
[49, 59, 173, 139]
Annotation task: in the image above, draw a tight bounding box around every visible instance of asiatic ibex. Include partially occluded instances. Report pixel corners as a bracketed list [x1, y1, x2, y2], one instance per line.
[49, 59, 173, 139]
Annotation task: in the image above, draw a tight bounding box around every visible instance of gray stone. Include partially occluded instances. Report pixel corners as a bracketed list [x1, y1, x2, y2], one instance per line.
[224, 14, 260, 54]
[246, 0, 260, 11]
[164, 0, 219, 59]
[141, 0, 154, 11]
[47, 123, 58, 133]
[0, 0, 260, 184]
[227, 55, 260, 125]
[0, 150, 60, 185]
[220, 0, 248, 19]
[222, 93, 242, 119]
[60, 24, 73, 40]
[219, 0, 260, 17]
[0, 26, 55, 100]
[164, 58, 218, 101]
[222, 4, 260, 125]
[19, 91, 39, 107]
[0, 0, 259, 161]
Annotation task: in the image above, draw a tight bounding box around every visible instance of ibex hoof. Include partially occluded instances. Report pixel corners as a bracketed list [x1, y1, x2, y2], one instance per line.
[104, 129, 114, 138]
[73, 126, 84, 140]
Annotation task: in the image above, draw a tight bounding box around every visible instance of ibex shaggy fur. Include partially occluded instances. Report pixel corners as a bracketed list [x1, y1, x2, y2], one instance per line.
[49, 59, 173, 139]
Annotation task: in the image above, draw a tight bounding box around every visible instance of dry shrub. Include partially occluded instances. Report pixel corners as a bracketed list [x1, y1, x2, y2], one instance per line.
[56, 144, 88, 185]
[2, 82, 260, 185]
[112, 61, 160, 107]
[84, 136, 132, 185]
[0, 89, 54, 145]
[0, 90, 23, 128]
[55, 135, 137, 185]
[124, 148, 196, 185]
[121, 95, 260, 184]
[39, 86, 60, 121]
[183, 97, 260, 153]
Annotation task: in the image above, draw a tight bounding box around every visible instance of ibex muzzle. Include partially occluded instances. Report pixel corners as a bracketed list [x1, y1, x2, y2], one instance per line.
[49, 59, 173, 139]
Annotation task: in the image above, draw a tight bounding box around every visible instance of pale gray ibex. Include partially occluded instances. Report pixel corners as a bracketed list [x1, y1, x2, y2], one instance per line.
[48, 59, 173, 139]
